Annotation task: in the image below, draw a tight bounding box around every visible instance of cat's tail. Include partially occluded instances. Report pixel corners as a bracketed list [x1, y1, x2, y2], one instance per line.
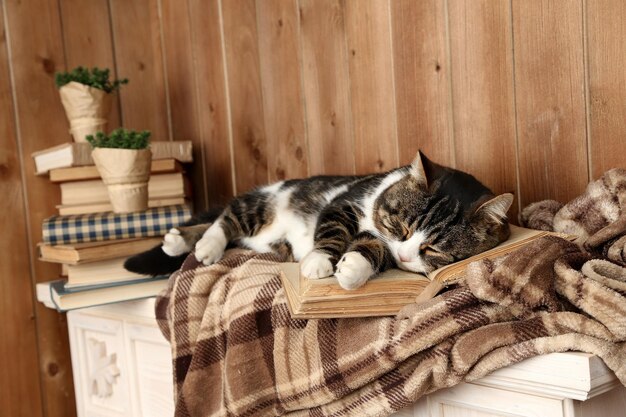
[124, 245, 189, 276]
[124, 206, 224, 276]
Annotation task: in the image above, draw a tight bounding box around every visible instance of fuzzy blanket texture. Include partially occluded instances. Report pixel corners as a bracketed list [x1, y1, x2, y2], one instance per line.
[156, 169, 626, 417]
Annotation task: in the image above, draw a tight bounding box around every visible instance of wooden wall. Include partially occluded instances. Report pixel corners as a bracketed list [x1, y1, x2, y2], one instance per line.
[2, 0, 625, 415]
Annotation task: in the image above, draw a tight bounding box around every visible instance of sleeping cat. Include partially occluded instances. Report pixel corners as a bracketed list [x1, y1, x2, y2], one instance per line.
[125, 152, 513, 290]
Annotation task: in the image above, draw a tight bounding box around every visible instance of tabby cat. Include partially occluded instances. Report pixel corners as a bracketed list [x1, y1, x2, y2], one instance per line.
[125, 152, 513, 290]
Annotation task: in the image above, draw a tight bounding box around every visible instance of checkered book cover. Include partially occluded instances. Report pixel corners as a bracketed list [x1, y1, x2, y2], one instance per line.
[42, 205, 192, 245]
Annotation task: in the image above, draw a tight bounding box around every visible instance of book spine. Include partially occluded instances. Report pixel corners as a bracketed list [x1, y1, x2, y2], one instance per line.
[151, 141, 193, 163]
[73, 143, 93, 166]
[42, 205, 191, 245]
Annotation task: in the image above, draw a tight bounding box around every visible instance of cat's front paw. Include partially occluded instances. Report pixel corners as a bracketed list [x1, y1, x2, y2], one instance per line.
[194, 234, 226, 265]
[335, 251, 374, 290]
[300, 251, 334, 279]
[162, 228, 190, 256]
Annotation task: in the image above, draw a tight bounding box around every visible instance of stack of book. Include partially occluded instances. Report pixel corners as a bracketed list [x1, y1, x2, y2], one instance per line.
[33, 141, 193, 215]
[33, 141, 194, 311]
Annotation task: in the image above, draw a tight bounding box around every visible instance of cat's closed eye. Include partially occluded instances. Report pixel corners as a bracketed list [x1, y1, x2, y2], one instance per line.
[381, 218, 399, 235]
[419, 244, 442, 257]
[401, 224, 411, 240]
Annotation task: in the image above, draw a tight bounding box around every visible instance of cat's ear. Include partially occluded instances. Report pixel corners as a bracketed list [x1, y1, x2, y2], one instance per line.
[472, 193, 514, 224]
[410, 151, 428, 187]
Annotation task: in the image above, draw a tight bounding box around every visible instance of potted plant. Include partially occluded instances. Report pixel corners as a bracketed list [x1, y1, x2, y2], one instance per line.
[55, 66, 128, 143]
[87, 128, 152, 213]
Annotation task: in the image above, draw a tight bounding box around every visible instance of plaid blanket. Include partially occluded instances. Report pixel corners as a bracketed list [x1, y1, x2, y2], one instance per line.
[156, 238, 626, 417]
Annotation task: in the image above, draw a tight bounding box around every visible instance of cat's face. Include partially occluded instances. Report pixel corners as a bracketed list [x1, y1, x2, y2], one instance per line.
[373, 153, 513, 274]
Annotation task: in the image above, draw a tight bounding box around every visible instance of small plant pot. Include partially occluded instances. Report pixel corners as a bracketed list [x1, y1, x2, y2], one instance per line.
[91, 148, 152, 213]
[59, 81, 113, 143]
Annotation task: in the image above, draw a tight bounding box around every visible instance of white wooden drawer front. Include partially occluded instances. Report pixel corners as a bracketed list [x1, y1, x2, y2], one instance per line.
[125, 322, 175, 417]
[425, 383, 565, 417]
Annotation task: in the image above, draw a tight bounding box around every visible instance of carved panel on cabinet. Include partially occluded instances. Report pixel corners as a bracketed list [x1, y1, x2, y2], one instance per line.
[87, 338, 120, 398]
[68, 312, 131, 417]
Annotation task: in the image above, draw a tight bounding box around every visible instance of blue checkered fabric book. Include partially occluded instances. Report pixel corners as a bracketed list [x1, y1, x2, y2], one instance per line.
[42, 205, 192, 245]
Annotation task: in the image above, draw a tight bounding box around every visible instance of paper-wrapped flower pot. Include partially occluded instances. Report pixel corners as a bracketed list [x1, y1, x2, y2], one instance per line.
[91, 148, 152, 213]
[59, 81, 113, 143]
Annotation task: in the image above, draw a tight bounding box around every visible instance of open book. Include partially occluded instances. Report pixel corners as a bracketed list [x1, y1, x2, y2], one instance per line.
[279, 225, 574, 319]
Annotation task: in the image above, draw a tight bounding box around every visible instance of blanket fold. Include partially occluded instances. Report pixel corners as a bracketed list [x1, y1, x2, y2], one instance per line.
[156, 235, 626, 417]
[520, 168, 626, 266]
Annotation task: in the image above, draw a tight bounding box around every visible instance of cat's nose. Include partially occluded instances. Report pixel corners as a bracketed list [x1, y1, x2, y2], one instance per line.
[399, 254, 411, 263]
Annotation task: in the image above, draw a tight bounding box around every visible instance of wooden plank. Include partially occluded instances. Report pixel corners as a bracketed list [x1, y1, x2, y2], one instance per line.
[257, 0, 308, 181]
[298, 0, 355, 176]
[0, 4, 44, 416]
[391, 0, 453, 167]
[344, 0, 398, 174]
[585, 0, 626, 178]
[512, 0, 588, 206]
[58, 0, 122, 131]
[221, 0, 268, 192]
[109, 0, 171, 141]
[3, 0, 77, 416]
[448, 0, 518, 219]
[160, 0, 207, 210]
[187, 0, 234, 205]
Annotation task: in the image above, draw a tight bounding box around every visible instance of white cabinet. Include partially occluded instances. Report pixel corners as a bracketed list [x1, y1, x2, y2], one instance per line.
[63, 299, 624, 417]
[67, 299, 175, 417]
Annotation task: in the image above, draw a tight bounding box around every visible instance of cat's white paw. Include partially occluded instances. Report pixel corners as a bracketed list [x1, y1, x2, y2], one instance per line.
[162, 228, 190, 256]
[194, 230, 227, 265]
[300, 251, 334, 279]
[335, 251, 374, 290]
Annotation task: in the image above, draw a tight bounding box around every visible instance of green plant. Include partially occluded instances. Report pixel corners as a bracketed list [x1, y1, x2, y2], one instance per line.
[86, 128, 151, 149]
[55, 66, 128, 93]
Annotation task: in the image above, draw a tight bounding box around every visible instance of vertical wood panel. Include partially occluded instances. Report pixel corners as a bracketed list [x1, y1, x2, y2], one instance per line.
[3, 0, 77, 416]
[0, 3, 44, 416]
[512, 0, 588, 206]
[298, 0, 355, 175]
[109, 0, 171, 141]
[59, 0, 122, 131]
[257, 0, 308, 181]
[448, 0, 518, 217]
[344, 0, 398, 174]
[221, 0, 268, 193]
[585, 0, 626, 178]
[160, 0, 207, 210]
[391, 0, 453, 167]
[188, 0, 234, 205]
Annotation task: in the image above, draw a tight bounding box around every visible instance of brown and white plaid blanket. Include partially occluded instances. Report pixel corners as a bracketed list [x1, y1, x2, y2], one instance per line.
[155, 236, 626, 416]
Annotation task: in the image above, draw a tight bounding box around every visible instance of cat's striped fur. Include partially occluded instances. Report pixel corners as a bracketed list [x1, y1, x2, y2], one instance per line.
[125, 152, 513, 290]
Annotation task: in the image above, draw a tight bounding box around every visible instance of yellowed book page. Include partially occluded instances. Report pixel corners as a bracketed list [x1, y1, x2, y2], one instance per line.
[428, 225, 569, 284]
[284, 263, 429, 300]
